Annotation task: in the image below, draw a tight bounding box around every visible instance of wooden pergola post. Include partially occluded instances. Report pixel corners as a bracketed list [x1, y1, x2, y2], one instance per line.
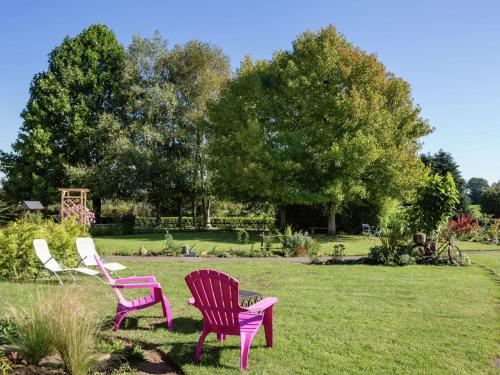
[58, 188, 90, 225]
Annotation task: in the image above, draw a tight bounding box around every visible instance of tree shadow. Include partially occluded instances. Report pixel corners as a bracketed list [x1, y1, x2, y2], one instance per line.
[167, 341, 239, 371]
[101, 315, 202, 333]
[170, 317, 202, 334]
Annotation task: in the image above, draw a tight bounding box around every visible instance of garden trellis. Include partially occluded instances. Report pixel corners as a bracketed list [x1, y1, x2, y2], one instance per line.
[58, 188, 90, 225]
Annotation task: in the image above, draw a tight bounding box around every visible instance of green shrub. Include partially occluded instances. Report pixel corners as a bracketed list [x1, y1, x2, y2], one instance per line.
[161, 230, 180, 256]
[0, 215, 85, 279]
[409, 173, 460, 238]
[329, 244, 346, 264]
[368, 244, 415, 266]
[282, 231, 317, 256]
[235, 227, 249, 244]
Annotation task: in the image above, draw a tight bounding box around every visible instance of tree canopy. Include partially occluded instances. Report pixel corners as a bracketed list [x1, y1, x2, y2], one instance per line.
[480, 183, 500, 218]
[466, 177, 489, 204]
[208, 25, 431, 234]
[0, 24, 125, 215]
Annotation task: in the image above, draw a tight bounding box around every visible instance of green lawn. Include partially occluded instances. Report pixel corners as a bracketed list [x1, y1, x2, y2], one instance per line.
[0, 258, 498, 374]
[93, 231, 500, 257]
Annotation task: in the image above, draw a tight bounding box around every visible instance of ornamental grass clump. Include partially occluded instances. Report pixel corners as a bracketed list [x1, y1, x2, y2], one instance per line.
[5, 298, 54, 365]
[49, 291, 100, 375]
[5, 290, 100, 374]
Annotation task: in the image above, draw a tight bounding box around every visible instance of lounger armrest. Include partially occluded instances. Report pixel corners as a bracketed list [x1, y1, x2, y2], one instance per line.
[245, 297, 278, 313]
[113, 282, 161, 289]
[188, 297, 196, 305]
[115, 276, 156, 283]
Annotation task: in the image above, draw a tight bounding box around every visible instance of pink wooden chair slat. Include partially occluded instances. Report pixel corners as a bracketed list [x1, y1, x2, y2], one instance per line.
[201, 274, 224, 327]
[185, 269, 278, 371]
[210, 276, 227, 327]
[95, 255, 172, 331]
[221, 276, 234, 326]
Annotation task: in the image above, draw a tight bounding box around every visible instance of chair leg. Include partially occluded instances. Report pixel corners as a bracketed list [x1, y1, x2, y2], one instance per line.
[53, 271, 64, 285]
[93, 275, 106, 284]
[240, 333, 253, 371]
[195, 329, 209, 362]
[33, 267, 43, 283]
[263, 306, 274, 347]
[160, 293, 173, 330]
[128, 267, 136, 276]
[217, 333, 225, 342]
[113, 305, 128, 331]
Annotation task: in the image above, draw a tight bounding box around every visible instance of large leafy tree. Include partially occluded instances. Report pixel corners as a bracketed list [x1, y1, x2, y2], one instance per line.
[209, 26, 431, 234]
[466, 177, 489, 204]
[480, 183, 500, 218]
[0, 24, 125, 218]
[120, 33, 184, 219]
[420, 149, 470, 214]
[166, 41, 231, 226]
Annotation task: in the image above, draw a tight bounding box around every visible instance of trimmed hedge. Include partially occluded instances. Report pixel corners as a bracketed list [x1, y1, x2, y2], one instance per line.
[134, 216, 274, 230]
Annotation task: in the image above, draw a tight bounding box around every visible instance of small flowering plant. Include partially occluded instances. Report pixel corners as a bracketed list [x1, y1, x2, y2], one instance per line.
[60, 205, 96, 226]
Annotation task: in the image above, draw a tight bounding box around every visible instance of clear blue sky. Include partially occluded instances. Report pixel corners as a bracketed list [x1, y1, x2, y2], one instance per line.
[1, 0, 499, 183]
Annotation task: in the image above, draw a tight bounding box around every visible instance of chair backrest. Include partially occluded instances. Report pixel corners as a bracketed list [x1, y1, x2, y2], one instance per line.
[76, 237, 99, 266]
[94, 255, 126, 303]
[185, 269, 242, 329]
[361, 224, 371, 233]
[33, 239, 62, 272]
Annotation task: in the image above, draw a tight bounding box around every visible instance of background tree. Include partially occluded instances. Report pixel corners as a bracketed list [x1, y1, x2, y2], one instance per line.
[480, 183, 500, 218]
[420, 150, 470, 214]
[209, 26, 431, 234]
[120, 33, 185, 220]
[0, 24, 125, 220]
[166, 41, 231, 227]
[466, 177, 489, 204]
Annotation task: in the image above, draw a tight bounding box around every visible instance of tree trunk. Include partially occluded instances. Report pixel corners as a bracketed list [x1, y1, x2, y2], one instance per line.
[202, 197, 212, 228]
[92, 197, 102, 223]
[327, 203, 337, 236]
[192, 198, 197, 227]
[177, 198, 183, 229]
[279, 206, 287, 231]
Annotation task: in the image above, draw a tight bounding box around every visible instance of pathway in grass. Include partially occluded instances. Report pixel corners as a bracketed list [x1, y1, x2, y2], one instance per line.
[0, 258, 498, 374]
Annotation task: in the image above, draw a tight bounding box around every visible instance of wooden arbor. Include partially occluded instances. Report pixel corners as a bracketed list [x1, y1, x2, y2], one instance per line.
[58, 188, 89, 224]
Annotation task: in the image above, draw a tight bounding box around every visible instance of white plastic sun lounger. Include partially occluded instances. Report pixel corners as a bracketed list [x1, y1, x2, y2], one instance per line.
[33, 239, 102, 285]
[76, 237, 134, 276]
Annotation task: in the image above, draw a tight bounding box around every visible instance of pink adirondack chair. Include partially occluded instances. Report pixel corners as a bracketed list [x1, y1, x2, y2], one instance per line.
[185, 269, 278, 371]
[95, 255, 173, 331]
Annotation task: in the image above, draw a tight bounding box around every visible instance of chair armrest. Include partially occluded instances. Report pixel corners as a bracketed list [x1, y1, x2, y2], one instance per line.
[113, 282, 161, 289]
[115, 276, 156, 283]
[245, 297, 278, 313]
[188, 297, 196, 305]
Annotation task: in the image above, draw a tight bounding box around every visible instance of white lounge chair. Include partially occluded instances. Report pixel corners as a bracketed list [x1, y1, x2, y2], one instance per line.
[76, 237, 134, 276]
[33, 239, 101, 285]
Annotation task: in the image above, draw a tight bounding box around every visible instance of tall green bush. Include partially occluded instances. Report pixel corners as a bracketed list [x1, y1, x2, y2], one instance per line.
[409, 173, 459, 237]
[0, 215, 85, 279]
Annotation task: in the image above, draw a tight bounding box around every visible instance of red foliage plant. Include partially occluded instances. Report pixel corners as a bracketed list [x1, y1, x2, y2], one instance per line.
[447, 215, 479, 235]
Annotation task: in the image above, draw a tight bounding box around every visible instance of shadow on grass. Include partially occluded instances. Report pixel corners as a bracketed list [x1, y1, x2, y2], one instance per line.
[102, 315, 203, 334]
[106, 315, 272, 372]
[168, 341, 239, 371]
